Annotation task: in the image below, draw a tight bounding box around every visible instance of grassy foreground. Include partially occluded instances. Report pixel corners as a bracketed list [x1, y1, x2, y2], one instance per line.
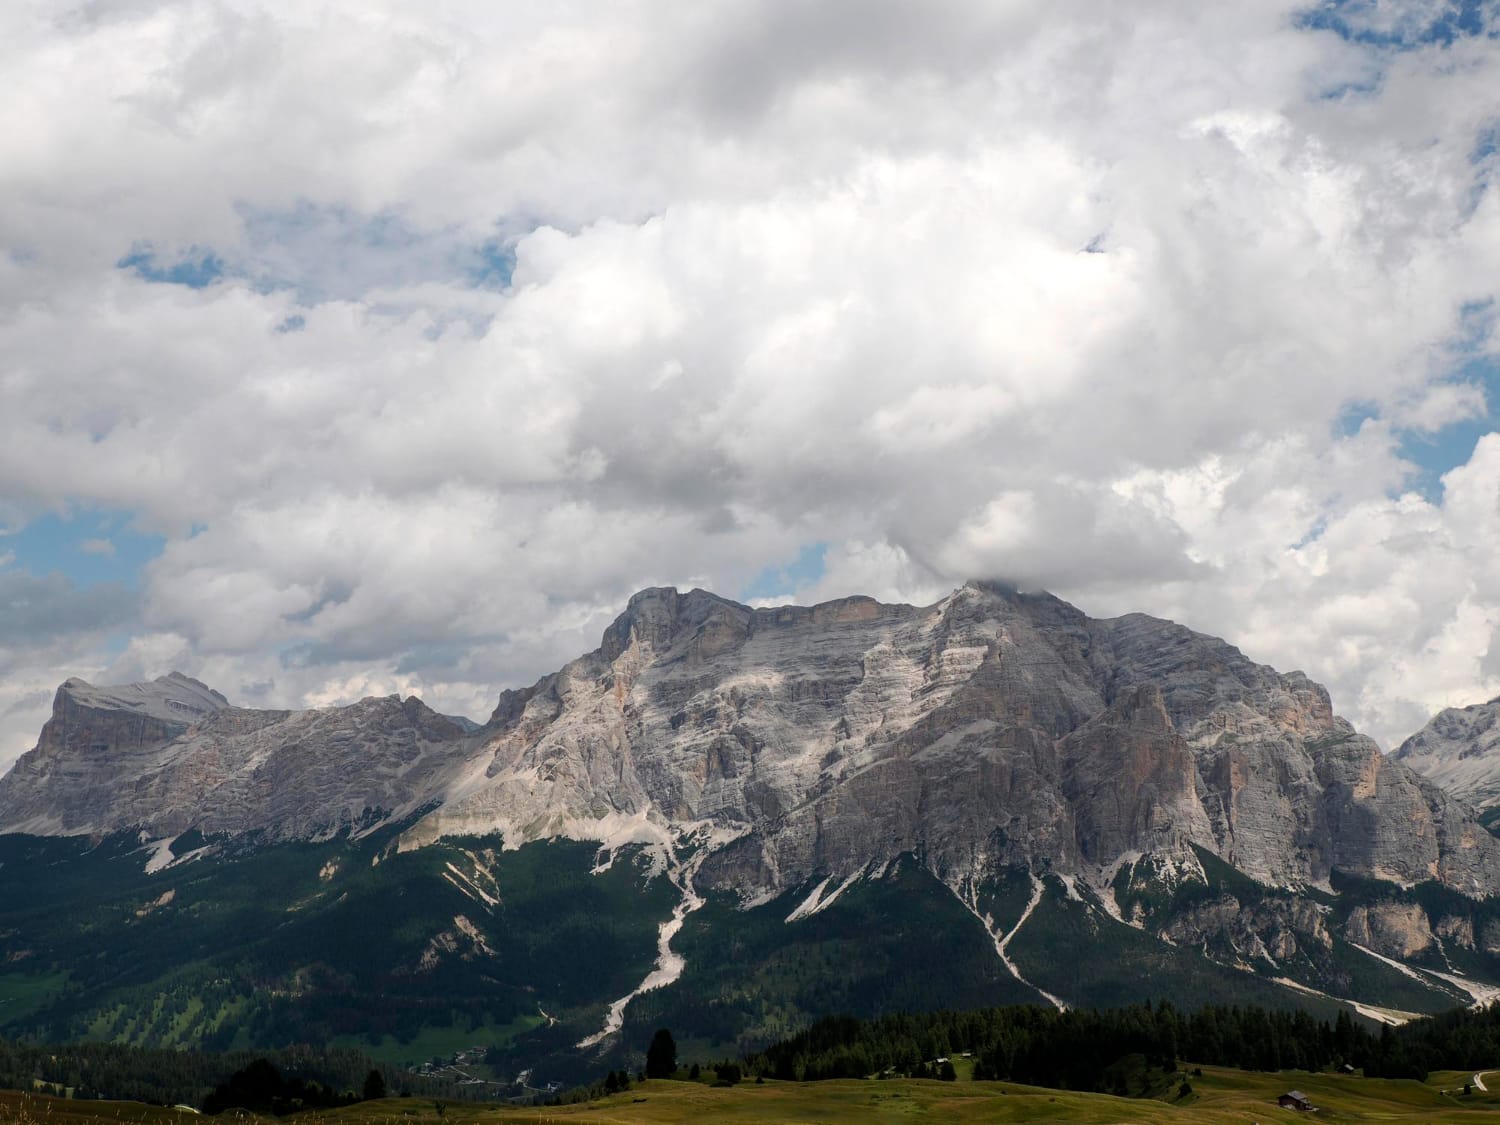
[8, 1065, 1500, 1124]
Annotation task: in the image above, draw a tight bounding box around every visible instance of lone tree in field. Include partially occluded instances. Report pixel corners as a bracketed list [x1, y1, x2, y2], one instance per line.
[646, 1028, 678, 1079]
[362, 1069, 386, 1101]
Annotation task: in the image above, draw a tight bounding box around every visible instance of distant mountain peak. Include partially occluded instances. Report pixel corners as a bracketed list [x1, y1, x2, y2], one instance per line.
[1396, 697, 1500, 809]
[55, 670, 229, 721]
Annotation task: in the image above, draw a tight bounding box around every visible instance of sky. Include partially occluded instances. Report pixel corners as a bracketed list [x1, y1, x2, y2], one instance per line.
[2, 0, 1500, 769]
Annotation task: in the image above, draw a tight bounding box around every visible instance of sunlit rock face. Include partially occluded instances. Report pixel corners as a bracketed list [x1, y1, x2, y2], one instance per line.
[4, 582, 1499, 900]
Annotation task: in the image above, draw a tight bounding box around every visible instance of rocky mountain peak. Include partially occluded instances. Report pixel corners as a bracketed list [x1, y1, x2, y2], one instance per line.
[600, 586, 753, 663]
[957, 578, 1084, 614]
[1395, 697, 1500, 810]
[0, 672, 470, 839]
[415, 582, 1500, 899]
[56, 670, 229, 721]
[34, 671, 230, 767]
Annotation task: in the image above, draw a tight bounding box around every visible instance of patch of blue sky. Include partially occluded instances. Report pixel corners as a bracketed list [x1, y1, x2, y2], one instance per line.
[1335, 399, 1383, 439]
[117, 203, 522, 303]
[1398, 354, 1500, 498]
[1467, 120, 1500, 215]
[1311, 70, 1386, 100]
[234, 200, 519, 301]
[1336, 359, 1500, 503]
[0, 509, 164, 589]
[1476, 122, 1500, 164]
[1296, 0, 1494, 49]
[1331, 290, 1500, 496]
[117, 244, 224, 288]
[740, 542, 829, 604]
[467, 240, 516, 289]
[99, 630, 137, 659]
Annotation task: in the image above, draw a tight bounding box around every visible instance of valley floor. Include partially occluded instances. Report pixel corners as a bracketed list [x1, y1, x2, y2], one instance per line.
[11, 1065, 1500, 1124]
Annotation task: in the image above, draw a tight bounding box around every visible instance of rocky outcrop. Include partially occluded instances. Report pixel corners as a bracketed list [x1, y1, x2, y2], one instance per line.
[1161, 894, 1334, 965]
[1395, 697, 1500, 809]
[413, 914, 497, 973]
[1436, 913, 1475, 950]
[4, 582, 1500, 906]
[1345, 903, 1436, 960]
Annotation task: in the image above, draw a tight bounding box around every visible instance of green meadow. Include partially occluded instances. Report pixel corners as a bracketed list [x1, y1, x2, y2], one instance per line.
[11, 1065, 1500, 1125]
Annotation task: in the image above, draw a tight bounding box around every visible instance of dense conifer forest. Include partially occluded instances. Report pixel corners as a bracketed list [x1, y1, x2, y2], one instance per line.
[744, 1001, 1500, 1087]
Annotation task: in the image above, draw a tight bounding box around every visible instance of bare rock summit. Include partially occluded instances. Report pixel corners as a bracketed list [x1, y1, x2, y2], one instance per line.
[1395, 697, 1500, 810]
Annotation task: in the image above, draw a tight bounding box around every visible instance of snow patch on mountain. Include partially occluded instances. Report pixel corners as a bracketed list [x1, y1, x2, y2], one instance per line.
[143, 836, 178, 874]
[785, 869, 863, 922]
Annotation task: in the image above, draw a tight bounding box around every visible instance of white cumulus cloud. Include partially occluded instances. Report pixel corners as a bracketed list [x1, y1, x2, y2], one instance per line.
[1, 0, 1499, 765]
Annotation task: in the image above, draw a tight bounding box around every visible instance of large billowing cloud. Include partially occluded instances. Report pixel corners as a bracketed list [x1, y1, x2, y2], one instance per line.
[2, 0, 1499, 765]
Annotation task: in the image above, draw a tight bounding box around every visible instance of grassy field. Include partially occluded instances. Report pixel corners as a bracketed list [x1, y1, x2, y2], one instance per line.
[331, 1015, 546, 1067]
[13, 1064, 1500, 1124]
[0, 972, 70, 1025]
[0, 1090, 203, 1124]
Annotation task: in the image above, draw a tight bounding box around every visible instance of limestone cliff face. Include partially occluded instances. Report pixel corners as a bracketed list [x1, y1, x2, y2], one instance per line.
[1058, 683, 1215, 865]
[3, 582, 1499, 904]
[1394, 697, 1500, 810]
[1345, 903, 1436, 960]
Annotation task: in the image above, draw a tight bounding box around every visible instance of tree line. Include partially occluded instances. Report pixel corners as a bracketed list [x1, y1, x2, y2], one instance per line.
[201, 1058, 390, 1115]
[742, 1000, 1500, 1087]
[0, 1037, 438, 1107]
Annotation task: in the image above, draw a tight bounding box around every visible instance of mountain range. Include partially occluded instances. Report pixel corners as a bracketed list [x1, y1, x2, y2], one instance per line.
[4, 581, 1500, 1083]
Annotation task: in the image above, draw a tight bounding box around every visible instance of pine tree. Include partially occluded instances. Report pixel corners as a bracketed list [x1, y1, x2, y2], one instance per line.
[645, 1028, 678, 1079]
[361, 1069, 386, 1101]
